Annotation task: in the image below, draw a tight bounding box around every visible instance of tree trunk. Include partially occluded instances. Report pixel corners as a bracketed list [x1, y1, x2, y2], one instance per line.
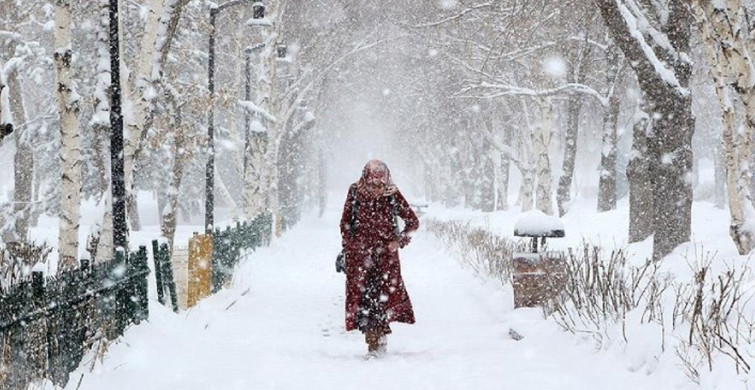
[557, 93, 581, 217]
[520, 169, 534, 212]
[54, 0, 82, 272]
[91, 0, 113, 263]
[498, 149, 510, 211]
[534, 99, 554, 215]
[95, 190, 114, 263]
[598, 0, 694, 260]
[7, 69, 33, 241]
[496, 111, 510, 211]
[0, 62, 5, 132]
[696, 0, 755, 254]
[161, 131, 187, 251]
[598, 44, 622, 212]
[649, 96, 694, 261]
[557, 41, 591, 217]
[125, 0, 190, 232]
[243, 132, 268, 220]
[122, 0, 163, 230]
[481, 142, 496, 212]
[627, 107, 654, 243]
[713, 143, 725, 209]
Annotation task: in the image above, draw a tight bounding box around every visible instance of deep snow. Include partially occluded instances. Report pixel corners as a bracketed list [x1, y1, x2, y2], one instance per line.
[60, 195, 699, 390]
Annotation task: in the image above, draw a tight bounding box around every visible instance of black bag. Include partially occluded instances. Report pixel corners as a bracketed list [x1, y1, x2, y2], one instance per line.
[336, 250, 346, 273]
[337, 186, 359, 274]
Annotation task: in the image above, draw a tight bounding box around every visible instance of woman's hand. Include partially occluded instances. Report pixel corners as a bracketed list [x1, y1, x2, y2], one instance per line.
[388, 240, 400, 252]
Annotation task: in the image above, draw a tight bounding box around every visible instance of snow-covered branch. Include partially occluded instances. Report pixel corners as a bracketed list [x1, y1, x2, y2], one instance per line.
[412, 2, 494, 28]
[464, 82, 609, 106]
[615, 0, 688, 95]
[238, 99, 277, 123]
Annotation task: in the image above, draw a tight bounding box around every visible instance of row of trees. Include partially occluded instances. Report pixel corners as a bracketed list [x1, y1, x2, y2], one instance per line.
[312, 0, 748, 261]
[1, 0, 754, 266]
[0, 0, 388, 272]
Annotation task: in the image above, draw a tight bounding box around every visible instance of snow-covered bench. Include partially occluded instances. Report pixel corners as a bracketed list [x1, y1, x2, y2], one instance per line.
[513, 210, 565, 253]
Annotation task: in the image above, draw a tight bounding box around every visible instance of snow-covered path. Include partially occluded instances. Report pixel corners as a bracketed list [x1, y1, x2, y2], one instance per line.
[67, 205, 677, 390]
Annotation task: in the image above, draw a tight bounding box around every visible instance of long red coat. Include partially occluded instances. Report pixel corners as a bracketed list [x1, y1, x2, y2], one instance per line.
[340, 183, 420, 332]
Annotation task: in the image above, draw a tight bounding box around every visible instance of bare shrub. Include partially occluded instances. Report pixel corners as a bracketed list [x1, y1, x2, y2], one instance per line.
[425, 218, 523, 284]
[673, 253, 753, 383]
[0, 241, 52, 288]
[544, 244, 669, 347]
[425, 217, 755, 382]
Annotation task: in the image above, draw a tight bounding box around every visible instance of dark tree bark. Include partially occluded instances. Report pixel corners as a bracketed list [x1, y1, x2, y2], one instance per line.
[597, 44, 622, 212]
[557, 41, 592, 217]
[8, 70, 33, 240]
[628, 107, 654, 243]
[597, 0, 694, 260]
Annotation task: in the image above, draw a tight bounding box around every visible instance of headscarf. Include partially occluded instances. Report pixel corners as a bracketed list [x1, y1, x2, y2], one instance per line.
[357, 159, 398, 198]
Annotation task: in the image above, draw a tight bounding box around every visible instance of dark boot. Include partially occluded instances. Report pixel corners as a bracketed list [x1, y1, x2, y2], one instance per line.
[365, 331, 380, 353]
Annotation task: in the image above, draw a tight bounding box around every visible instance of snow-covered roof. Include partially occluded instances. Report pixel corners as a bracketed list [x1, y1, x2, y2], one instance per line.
[513, 210, 565, 237]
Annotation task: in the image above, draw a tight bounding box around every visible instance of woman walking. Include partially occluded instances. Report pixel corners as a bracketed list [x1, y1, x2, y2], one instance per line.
[339, 159, 420, 357]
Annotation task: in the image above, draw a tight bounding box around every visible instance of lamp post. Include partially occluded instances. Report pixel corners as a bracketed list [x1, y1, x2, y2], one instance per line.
[110, 0, 127, 251]
[206, 0, 264, 233]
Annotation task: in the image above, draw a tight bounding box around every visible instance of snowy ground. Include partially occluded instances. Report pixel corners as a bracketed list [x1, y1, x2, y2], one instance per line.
[61, 195, 698, 390]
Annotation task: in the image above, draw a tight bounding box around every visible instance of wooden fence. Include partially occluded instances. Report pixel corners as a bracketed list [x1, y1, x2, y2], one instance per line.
[0, 248, 149, 389]
[0, 213, 272, 389]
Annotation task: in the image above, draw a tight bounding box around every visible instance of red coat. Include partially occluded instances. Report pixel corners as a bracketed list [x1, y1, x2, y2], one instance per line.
[340, 183, 420, 332]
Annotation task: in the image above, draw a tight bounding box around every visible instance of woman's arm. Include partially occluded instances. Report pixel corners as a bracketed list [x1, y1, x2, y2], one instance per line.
[394, 190, 419, 248]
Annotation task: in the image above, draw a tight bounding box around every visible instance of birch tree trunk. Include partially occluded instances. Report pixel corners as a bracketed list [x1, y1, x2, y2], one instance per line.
[695, 0, 755, 254]
[125, 0, 190, 232]
[243, 131, 268, 219]
[714, 144, 725, 209]
[534, 99, 554, 215]
[517, 101, 535, 212]
[7, 68, 33, 241]
[597, 44, 622, 212]
[123, 0, 163, 197]
[54, 0, 82, 272]
[161, 125, 187, 251]
[255, 7, 280, 233]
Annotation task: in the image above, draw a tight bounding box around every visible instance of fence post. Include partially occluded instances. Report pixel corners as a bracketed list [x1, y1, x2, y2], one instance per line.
[211, 228, 221, 293]
[114, 249, 129, 333]
[151, 239, 165, 306]
[32, 271, 44, 299]
[80, 258, 90, 273]
[133, 246, 149, 323]
[160, 243, 179, 313]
